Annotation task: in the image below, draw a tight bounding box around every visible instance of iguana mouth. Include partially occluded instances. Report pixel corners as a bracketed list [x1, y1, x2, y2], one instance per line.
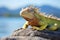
[23, 17, 34, 21]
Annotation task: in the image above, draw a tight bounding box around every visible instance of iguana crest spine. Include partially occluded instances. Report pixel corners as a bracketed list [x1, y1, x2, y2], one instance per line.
[20, 6, 60, 21]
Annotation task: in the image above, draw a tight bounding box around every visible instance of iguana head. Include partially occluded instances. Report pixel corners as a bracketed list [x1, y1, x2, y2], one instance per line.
[20, 6, 40, 26]
[20, 6, 39, 21]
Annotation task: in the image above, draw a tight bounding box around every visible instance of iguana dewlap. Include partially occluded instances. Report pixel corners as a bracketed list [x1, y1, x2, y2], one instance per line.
[20, 6, 60, 31]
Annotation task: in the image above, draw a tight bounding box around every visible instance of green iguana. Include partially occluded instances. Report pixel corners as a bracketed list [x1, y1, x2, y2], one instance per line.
[20, 6, 60, 31]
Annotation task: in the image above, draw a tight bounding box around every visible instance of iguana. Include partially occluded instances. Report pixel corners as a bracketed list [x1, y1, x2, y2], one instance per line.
[20, 6, 60, 31]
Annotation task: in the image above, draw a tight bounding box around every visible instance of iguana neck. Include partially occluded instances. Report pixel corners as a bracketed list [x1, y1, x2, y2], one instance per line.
[33, 12, 48, 24]
[33, 11, 45, 21]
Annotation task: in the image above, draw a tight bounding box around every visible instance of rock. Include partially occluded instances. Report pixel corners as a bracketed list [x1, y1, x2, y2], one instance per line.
[11, 28, 60, 40]
[1, 36, 49, 40]
[1, 28, 60, 40]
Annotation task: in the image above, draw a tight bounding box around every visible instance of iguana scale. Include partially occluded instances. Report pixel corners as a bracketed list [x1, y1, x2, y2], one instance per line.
[20, 6, 60, 31]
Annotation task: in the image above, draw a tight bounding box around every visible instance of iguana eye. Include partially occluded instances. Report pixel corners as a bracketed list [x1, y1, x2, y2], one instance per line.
[29, 9, 34, 12]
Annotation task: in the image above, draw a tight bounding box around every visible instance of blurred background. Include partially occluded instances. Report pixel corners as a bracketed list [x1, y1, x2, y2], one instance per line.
[0, 0, 60, 38]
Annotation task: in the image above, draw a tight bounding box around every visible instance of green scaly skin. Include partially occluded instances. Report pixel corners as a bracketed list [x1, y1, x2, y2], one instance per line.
[20, 6, 60, 31]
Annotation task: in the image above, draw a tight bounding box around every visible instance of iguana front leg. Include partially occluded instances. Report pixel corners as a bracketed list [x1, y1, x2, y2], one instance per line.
[32, 24, 48, 30]
[22, 21, 29, 29]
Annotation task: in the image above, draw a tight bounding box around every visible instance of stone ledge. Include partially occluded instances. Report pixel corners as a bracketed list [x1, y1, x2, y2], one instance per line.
[1, 36, 50, 40]
[1, 28, 60, 40]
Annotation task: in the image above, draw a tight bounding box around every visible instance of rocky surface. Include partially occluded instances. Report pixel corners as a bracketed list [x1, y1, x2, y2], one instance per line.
[1, 36, 49, 40]
[1, 28, 60, 40]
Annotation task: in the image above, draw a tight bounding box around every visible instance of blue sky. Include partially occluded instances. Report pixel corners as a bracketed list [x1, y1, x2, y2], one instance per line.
[0, 0, 60, 9]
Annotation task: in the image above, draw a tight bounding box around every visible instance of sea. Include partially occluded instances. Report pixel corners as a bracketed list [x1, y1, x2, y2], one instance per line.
[0, 17, 26, 38]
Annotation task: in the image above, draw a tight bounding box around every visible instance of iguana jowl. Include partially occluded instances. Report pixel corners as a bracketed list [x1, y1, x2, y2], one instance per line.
[20, 6, 60, 31]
